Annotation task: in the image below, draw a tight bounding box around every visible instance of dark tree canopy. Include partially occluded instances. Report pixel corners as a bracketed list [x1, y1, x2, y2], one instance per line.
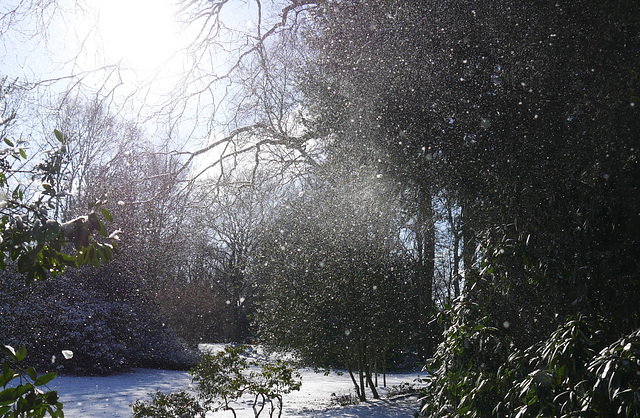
[254, 176, 416, 400]
[277, 0, 640, 413]
[299, 0, 640, 337]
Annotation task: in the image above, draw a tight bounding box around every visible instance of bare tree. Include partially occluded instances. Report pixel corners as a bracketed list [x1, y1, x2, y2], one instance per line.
[157, 1, 321, 184]
[188, 168, 291, 342]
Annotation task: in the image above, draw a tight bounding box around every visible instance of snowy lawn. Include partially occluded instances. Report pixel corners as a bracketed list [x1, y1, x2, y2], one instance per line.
[50, 345, 426, 417]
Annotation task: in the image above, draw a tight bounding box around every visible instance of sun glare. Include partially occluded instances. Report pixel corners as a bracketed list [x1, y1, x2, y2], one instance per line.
[96, 0, 181, 71]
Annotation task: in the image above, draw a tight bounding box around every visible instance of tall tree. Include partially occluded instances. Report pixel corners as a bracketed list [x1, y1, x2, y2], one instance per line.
[254, 166, 414, 401]
[298, 0, 446, 352]
[37, 93, 119, 220]
[273, 0, 640, 342]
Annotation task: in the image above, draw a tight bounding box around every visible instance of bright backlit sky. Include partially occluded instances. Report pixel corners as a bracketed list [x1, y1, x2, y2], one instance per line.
[0, 0, 186, 98]
[94, 0, 183, 72]
[0, 0, 267, 165]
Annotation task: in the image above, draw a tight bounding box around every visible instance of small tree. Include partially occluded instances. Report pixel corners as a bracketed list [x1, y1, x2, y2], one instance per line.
[131, 390, 206, 418]
[191, 346, 301, 418]
[191, 346, 248, 416]
[248, 358, 302, 418]
[254, 175, 415, 402]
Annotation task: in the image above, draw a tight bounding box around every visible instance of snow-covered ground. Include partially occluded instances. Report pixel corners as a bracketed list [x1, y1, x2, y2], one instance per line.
[49, 345, 426, 417]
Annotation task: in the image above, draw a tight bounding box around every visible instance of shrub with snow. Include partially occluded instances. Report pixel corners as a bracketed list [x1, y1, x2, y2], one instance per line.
[0, 269, 198, 375]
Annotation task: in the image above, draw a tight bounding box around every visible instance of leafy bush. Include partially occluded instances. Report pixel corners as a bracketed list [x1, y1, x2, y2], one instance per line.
[586, 328, 640, 416]
[132, 345, 301, 418]
[420, 294, 511, 417]
[192, 345, 301, 418]
[131, 390, 205, 418]
[420, 301, 640, 417]
[499, 315, 599, 416]
[191, 346, 249, 415]
[502, 317, 640, 417]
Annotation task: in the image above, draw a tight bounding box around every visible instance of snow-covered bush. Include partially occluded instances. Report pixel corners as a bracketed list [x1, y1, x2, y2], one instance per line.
[0, 270, 197, 375]
[134, 345, 302, 418]
[131, 390, 205, 418]
[329, 392, 359, 406]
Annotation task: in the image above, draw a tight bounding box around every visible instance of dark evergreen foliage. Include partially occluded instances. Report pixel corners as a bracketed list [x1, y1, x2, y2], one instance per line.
[253, 175, 417, 400]
[0, 269, 198, 375]
[294, 0, 640, 414]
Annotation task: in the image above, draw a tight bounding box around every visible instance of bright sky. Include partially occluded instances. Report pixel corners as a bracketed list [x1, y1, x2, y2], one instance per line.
[94, 0, 182, 72]
[0, 0, 264, 160]
[0, 0, 183, 78]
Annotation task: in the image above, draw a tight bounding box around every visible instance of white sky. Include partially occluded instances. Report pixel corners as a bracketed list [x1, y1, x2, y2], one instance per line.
[0, 0, 295, 178]
[94, 0, 182, 72]
[0, 0, 188, 105]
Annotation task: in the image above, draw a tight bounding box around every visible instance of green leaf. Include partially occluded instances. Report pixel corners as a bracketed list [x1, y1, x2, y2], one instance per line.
[100, 208, 113, 222]
[15, 346, 27, 362]
[88, 212, 100, 230]
[0, 366, 15, 388]
[98, 220, 108, 237]
[19, 148, 26, 159]
[44, 390, 58, 404]
[17, 253, 33, 274]
[3, 138, 13, 147]
[2, 346, 16, 360]
[26, 367, 37, 381]
[58, 253, 76, 268]
[33, 225, 44, 242]
[91, 250, 100, 268]
[17, 382, 34, 397]
[0, 374, 14, 389]
[45, 222, 61, 241]
[34, 372, 56, 387]
[0, 387, 18, 405]
[53, 130, 64, 143]
[101, 245, 112, 262]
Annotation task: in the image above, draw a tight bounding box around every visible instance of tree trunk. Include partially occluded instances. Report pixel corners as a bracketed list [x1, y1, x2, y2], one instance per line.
[461, 202, 476, 294]
[447, 201, 462, 299]
[415, 184, 435, 356]
[365, 371, 379, 399]
[355, 346, 379, 399]
[357, 344, 367, 402]
[230, 304, 241, 343]
[374, 359, 377, 387]
[383, 351, 387, 387]
[347, 363, 364, 402]
[453, 234, 461, 298]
